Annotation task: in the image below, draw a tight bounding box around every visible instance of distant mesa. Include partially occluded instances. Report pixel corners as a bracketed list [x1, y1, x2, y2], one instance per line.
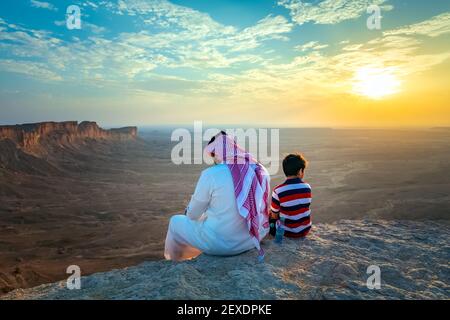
[0, 121, 137, 151]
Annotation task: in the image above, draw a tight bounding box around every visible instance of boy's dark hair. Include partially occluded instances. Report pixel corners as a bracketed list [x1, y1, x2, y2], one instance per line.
[282, 153, 308, 176]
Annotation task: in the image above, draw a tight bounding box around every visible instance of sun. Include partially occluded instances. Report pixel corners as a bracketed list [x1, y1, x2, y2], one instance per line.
[352, 67, 401, 99]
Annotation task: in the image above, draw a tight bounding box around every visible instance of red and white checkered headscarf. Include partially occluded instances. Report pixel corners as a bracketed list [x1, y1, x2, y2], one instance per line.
[204, 132, 270, 260]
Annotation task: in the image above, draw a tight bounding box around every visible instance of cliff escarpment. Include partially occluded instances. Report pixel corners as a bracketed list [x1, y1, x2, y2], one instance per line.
[0, 121, 137, 153]
[0, 121, 138, 175]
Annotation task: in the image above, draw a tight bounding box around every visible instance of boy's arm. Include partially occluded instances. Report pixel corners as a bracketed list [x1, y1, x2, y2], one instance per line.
[270, 190, 280, 219]
[269, 190, 280, 236]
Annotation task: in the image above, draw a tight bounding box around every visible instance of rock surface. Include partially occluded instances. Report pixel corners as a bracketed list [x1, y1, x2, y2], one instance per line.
[3, 220, 449, 300]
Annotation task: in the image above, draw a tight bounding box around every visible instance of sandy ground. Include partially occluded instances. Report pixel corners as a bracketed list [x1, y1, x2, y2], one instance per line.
[0, 128, 449, 295]
[3, 220, 449, 300]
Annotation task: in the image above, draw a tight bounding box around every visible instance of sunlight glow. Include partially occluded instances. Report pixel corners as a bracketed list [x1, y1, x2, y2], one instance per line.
[352, 67, 401, 99]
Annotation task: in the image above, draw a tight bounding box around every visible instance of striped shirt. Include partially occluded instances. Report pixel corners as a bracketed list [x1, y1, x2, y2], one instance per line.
[270, 177, 312, 238]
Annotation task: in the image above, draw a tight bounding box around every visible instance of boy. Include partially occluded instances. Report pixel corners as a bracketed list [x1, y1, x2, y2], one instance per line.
[270, 153, 312, 238]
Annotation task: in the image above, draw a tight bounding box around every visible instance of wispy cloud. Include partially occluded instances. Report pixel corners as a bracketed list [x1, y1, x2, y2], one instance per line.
[30, 0, 57, 11]
[0, 0, 448, 111]
[54, 20, 107, 34]
[383, 12, 450, 37]
[197, 13, 450, 104]
[2, 0, 291, 84]
[0, 0, 449, 126]
[295, 41, 329, 51]
[0, 59, 62, 81]
[278, 0, 392, 25]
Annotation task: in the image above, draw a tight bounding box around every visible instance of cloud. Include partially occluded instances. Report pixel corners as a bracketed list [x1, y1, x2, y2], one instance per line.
[71, 0, 293, 72]
[230, 15, 293, 50]
[278, 0, 392, 25]
[201, 15, 293, 53]
[112, 0, 235, 36]
[108, 0, 292, 45]
[112, 4, 292, 69]
[30, 0, 57, 11]
[54, 20, 107, 34]
[0, 59, 62, 81]
[295, 41, 329, 51]
[238, 15, 293, 40]
[383, 12, 450, 37]
[197, 13, 450, 103]
[82, 1, 100, 10]
[342, 43, 364, 51]
[1, 0, 448, 109]
[84, 23, 107, 34]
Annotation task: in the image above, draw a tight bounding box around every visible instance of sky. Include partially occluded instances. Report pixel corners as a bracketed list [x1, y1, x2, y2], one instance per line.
[0, 0, 449, 127]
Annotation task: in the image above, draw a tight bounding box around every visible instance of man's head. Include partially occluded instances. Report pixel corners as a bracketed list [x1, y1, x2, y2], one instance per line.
[282, 153, 308, 178]
[207, 130, 227, 146]
[207, 130, 227, 164]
